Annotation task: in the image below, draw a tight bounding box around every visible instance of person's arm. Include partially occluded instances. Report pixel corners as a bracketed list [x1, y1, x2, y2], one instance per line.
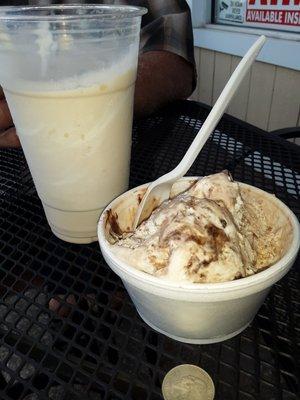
[135, 0, 196, 117]
[134, 50, 194, 117]
[0, 88, 20, 148]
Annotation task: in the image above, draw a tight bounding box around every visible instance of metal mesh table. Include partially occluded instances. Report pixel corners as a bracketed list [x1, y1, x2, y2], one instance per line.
[0, 100, 299, 400]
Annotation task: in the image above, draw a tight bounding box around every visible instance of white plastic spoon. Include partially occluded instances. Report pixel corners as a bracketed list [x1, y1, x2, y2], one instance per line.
[133, 35, 266, 229]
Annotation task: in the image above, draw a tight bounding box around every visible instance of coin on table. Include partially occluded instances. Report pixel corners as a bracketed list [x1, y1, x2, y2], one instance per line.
[162, 364, 215, 400]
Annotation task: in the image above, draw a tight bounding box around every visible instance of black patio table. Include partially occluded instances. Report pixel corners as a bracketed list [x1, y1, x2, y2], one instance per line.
[0, 100, 299, 400]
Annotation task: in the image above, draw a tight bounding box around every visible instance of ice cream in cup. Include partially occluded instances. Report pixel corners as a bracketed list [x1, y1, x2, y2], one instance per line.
[98, 172, 300, 344]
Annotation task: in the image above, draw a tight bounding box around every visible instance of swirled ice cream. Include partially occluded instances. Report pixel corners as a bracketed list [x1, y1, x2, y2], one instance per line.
[108, 172, 291, 283]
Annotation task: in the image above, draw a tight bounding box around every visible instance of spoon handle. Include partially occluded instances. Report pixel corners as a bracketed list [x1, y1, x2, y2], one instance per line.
[172, 35, 266, 178]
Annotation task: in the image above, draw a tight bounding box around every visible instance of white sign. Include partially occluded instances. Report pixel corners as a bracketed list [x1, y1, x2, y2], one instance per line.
[216, 0, 246, 23]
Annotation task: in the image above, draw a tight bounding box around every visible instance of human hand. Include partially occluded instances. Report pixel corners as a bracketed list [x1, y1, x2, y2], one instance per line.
[0, 86, 21, 148]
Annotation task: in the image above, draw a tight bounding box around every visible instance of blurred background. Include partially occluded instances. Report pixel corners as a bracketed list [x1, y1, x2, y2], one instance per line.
[0, 0, 299, 138]
[187, 0, 300, 140]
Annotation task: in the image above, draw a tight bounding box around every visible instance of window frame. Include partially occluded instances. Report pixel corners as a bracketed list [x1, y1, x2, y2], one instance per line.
[189, 0, 300, 70]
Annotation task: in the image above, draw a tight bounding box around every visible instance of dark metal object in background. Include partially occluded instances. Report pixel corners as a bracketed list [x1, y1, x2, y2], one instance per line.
[271, 127, 300, 140]
[0, 100, 299, 400]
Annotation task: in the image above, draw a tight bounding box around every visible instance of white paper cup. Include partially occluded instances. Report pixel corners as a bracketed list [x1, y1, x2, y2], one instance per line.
[98, 177, 300, 344]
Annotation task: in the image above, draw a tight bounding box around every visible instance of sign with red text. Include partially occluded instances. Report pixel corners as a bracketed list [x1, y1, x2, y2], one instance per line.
[246, 0, 300, 30]
[215, 0, 300, 32]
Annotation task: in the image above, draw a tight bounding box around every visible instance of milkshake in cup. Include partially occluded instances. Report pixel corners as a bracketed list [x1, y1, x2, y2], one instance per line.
[0, 5, 146, 243]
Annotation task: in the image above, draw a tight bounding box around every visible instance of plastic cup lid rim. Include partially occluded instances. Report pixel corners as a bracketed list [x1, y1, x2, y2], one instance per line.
[0, 5, 148, 21]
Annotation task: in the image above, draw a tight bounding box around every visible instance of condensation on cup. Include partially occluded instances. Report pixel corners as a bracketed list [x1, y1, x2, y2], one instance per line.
[0, 5, 147, 243]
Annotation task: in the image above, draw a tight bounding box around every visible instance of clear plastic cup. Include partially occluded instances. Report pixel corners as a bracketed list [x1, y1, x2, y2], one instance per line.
[0, 5, 146, 243]
[98, 178, 300, 344]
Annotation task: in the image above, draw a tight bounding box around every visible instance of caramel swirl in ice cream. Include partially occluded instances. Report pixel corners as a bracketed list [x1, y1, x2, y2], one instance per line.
[109, 172, 291, 283]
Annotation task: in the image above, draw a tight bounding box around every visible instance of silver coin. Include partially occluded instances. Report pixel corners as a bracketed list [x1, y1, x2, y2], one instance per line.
[162, 364, 215, 400]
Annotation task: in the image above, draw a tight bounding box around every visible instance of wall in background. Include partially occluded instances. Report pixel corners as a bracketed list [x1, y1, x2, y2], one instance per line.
[190, 47, 300, 137]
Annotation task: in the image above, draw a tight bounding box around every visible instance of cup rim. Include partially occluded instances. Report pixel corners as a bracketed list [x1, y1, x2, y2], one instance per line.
[98, 177, 300, 293]
[0, 5, 148, 22]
